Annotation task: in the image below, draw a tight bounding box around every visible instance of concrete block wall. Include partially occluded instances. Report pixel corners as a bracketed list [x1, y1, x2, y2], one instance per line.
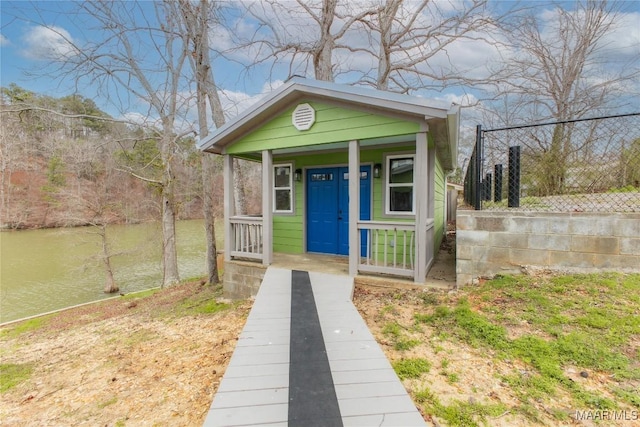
[456, 211, 640, 287]
[223, 260, 267, 299]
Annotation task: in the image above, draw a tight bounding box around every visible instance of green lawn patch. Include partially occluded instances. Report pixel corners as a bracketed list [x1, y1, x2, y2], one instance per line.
[392, 358, 431, 379]
[413, 273, 640, 420]
[415, 387, 507, 427]
[382, 321, 420, 351]
[174, 285, 231, 316]
[0, 363, 33, 393]
[0, 316, 49, 339]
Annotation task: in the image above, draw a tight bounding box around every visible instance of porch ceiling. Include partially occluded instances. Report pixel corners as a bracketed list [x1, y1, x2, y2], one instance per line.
[226, 135, 418, 162]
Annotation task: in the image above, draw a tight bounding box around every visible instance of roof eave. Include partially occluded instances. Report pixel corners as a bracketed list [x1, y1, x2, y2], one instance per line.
[427, 105, 460, 171]
[198, 79, 451, 154]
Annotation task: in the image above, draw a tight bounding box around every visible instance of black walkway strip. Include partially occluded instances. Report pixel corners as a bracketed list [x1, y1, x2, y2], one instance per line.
[288, 270, 343, 427]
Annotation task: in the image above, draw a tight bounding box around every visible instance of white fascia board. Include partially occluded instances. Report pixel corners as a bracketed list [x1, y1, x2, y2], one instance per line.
[447, 105, 461, 168]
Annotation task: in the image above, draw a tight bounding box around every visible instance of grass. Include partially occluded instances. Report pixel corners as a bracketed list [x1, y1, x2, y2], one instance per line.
[97, 396, 118, 409]
[483, 196, 551, 210]
[412, 272, 640, 420]
[608, 185, 639, 193]
[439, 359, 460, 384]
[382, 321, 420, 351]
[0, 316, 49, 339]
[1, 279, 233, 346]
[392, 358, 431, 379]
[121, 288, 160, 300]
[0, 363, 33, 393]
[415, 387, 507, 427]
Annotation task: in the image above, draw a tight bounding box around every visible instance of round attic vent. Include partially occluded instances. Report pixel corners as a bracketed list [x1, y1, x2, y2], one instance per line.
[292, 103, 315, 131]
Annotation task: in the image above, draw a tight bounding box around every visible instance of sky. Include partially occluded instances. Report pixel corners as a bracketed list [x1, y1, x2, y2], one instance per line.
[1, 0, 639, 144]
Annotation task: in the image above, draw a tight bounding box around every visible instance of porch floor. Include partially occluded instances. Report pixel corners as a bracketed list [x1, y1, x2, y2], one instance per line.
[271, 252, 350, 276]
[269, 233, 457, 289]
[203, 267, 427, 426]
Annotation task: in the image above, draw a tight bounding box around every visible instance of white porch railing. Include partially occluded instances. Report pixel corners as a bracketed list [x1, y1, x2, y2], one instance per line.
[357, 220, 434, 278]
[229, 216, 435, 280]
[229, 216, 263, 260]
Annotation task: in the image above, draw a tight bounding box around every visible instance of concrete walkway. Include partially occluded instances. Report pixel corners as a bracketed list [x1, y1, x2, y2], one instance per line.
[204, 267, 426, 427]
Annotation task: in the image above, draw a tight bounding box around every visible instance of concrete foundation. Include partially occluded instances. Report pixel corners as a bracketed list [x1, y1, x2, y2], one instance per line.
[456, 211, 640, 287]
[223, 260, 267, 299]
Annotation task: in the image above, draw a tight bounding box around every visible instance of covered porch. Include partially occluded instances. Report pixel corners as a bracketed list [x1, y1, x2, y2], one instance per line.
[199, 78, 459, 286]
[223, 138, 436, 283]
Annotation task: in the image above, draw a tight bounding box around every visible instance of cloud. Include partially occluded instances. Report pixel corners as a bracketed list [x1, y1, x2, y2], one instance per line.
[222, 1, 506, 89]
[0, 34, 9, 46]
[437, 92, 479, 108]
[598, 11, 640, 60]
[217, 79, 285, 120]
[20, 25, 78, 61]
[120, 112, 160, 128]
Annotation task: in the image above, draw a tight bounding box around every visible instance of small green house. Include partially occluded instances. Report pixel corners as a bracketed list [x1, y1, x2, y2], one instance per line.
[198, 78, 459, 284]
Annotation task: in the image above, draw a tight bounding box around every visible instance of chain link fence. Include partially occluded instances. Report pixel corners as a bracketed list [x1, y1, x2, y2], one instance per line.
[464, 112, 640, 212]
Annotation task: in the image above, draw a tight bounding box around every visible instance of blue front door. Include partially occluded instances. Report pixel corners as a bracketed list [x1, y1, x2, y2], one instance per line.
[307, 166, 371, 255]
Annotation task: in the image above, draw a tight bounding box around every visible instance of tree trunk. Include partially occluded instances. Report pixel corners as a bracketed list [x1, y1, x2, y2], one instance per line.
[100, 224, 119, 293]
[161, 190, 180, 286]
[161, 132, 180, 287]
[313, 0, 336, 81]
[202, 156, 219, 284]
[233, 159, 247, 215]
[179, 0, 223, 284]
[375, 0, 401, 90]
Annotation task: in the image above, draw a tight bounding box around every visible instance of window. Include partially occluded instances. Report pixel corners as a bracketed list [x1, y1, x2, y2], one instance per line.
[310, 173, 333, 181]
[386, 155, 415, 214]
[273, 164, 293, 213]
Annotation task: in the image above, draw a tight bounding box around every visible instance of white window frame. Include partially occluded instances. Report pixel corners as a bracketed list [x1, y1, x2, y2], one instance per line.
[273, 163, 294, 214]
[385, 154, 416, 215]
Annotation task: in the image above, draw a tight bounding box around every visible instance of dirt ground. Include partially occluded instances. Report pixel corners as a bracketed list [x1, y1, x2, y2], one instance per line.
[353, 284, 639, 427]
[0, 282, 251, 426]
[2, 275, 635, 426]
[354, 284, 543, 427]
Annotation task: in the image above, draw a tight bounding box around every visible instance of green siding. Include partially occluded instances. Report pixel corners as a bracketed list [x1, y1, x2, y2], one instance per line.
[269, 141, 446, 261]
[273, 146, 416, 256]
[273, 149, 384, 254]
[273, 182, 304, 254]
[227, 102, 420, 154]
[434, 156, 446, 253]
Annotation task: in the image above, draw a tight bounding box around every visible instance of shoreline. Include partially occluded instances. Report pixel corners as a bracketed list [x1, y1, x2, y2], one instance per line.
[0, 286, 161, 327]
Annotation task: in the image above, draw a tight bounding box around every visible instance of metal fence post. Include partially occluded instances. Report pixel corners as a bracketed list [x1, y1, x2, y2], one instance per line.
[474, 125, 483, 210]
[494, 164, 503, 202]
[485, 173, 492, 201]
[508, 146, 521, 208]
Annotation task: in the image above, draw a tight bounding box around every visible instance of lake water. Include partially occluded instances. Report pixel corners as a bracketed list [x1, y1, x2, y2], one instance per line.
[0, 220, 207, 323]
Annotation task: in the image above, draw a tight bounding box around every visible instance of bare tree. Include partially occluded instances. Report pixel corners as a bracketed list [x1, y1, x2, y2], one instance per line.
[227, 0, 372, 217]
[490, 0, 640, 194]
[239, 0, 374, 81]
[175, 0, 223, 285]
[59, 161, 124, 293]
[234, 0, 504, 95]
[30, 0, 194, 286]
[359, 0, 501, 93]
[498, 1, 637, 121]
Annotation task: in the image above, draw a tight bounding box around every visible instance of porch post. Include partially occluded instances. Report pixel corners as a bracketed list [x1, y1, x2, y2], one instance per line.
[348, 139, 360, 277]
[415, 132, 429, 283]
[262, 150, 273, 265]
[223, 154, 235, 262]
